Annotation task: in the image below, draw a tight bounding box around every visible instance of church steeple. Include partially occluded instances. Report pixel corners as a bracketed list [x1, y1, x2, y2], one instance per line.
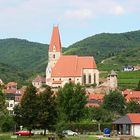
[49, 26, 62, 53]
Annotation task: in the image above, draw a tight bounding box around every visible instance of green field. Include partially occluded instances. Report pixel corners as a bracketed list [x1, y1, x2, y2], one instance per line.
[100, 70, 140, 90]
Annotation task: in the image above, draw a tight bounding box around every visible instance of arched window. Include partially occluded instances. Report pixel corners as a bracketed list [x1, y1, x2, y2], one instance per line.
[53, 54, 55, 59]
[83, 74, 86, 84]
[94, 74, 96, 84]
[89, 74, 91, 84]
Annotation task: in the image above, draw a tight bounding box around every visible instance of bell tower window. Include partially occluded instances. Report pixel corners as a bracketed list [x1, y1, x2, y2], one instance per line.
[53, 54, 55, 59]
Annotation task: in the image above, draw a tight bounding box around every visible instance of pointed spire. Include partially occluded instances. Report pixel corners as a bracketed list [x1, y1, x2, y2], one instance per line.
[49, 26, 62, 52]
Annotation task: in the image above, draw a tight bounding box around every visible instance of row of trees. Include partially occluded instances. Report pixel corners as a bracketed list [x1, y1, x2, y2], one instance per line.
[1, 83, 140, 134]
[14, 83, 87, 135]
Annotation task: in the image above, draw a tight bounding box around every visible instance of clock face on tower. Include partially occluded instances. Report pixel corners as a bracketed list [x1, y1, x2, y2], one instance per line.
[53, 45, 56, 52]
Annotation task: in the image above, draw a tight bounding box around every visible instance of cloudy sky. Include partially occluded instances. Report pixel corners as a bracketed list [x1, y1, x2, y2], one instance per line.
[0, 0, 140, 47]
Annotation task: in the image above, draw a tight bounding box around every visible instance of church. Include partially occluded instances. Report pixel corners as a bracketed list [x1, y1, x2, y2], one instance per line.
[46, 26, 99, 87]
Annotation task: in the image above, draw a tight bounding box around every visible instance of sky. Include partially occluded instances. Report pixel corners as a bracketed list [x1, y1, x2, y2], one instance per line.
[0, 0, 140, 47]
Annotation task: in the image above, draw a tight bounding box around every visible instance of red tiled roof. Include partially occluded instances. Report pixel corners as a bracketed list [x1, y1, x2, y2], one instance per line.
[122, 89, 132, 96]
[86, 103, 100, 107]
[6, 82, 17, 87]
[128, 113, 140, 124]
[33, 75, 46, 83]
[134, 66, 140, 70]
[3, 89, 23, 94]
[52, 56, 97, 77]
[124, 91, 140, 101]
[88, 93, 104, 100]
[49, 26, 61, 52]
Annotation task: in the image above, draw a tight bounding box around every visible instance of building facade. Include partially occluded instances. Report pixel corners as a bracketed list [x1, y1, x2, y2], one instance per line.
[46, 26, 99, 87]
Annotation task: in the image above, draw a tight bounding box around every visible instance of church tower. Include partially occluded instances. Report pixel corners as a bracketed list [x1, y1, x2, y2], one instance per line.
[46, 26, 62, 85]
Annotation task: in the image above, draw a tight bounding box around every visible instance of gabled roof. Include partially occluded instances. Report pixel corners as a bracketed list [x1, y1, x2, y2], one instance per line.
[49, 26, 61, 52]
[113, 113, 140, 124]
[51, 55, 97, 77]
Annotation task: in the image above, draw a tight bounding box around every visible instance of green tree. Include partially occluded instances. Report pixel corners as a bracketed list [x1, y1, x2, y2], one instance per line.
[20, 85, 38, 131]
[1, 115, 15, 132]
[127, 101, 140, 113]
[57, 83, 87, 122]
[13, 104, 22, 130]
[37, 86, 57, 135]
[102, 90, 126, 115]
[0, 86, 8, 131]
[89, 107, 112, 132]
[136, 80, 140, 91]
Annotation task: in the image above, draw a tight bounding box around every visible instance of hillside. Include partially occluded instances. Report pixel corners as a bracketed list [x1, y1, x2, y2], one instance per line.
[65, 30, 140, 63]
[0, 63, 27, 85]
[0, 30, 140, 85]
[98, 47, 140, 71]
[0, 38, 48, 72]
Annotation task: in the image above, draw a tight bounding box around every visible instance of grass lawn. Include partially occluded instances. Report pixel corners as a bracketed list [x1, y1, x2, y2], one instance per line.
[0, 133, 140, 140]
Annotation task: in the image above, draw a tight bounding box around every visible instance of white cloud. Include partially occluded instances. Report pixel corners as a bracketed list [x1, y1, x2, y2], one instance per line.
[64, 9, 93, 19]
[113, 5, 125, 16]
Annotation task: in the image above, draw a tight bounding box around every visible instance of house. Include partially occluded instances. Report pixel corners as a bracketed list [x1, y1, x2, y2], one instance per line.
[113, 113, 140, 137]
[5, 82, 17, 90]
[32, 75, 46, 88]
[134, 65, 140, 71]
[123, 65, 134, 72]
[46, 26, 99, 87]
[122, 89, 140, 103]
[3, 82, 24, 115]
[86, 93, 104, 107]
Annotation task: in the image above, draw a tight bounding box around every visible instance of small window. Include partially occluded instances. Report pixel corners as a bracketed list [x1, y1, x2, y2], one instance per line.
[83, 74, 86, 84]
[94, 74, 96, 84]
[69, 78, 71, 81]
[53, 54, 55, 59]
[10, 104, 13, 107]
[89, 74, 91, 84]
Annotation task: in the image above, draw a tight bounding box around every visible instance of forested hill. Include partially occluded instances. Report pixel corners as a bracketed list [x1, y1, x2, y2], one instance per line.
[0, 30, 140, 84]
[65, 30, 140, 62]
[0, 38, 48, 72]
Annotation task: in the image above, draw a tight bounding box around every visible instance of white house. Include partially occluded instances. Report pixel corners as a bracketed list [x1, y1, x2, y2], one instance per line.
[113, 113, 140, 137]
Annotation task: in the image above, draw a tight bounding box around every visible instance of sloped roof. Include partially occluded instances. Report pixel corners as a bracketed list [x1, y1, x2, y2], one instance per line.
[49, 26, 61, 52]
[88, 93, 104, 100]
[113, 115, 131, 124]
[6, 82, 17, 87]
[3, 89, 24, 95]
[113, 113, 140, 124]
[128, 113, 140, 124]
[51, 55, 97, 77]
[125, 90, 140, 101]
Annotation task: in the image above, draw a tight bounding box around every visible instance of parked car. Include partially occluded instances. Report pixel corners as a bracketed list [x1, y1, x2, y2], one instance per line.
[15, 131, 34, 136]
[62, 130, 78, 136]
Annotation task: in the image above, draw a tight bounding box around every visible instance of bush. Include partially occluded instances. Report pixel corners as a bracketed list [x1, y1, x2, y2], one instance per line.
[57, 122, 112, 134]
